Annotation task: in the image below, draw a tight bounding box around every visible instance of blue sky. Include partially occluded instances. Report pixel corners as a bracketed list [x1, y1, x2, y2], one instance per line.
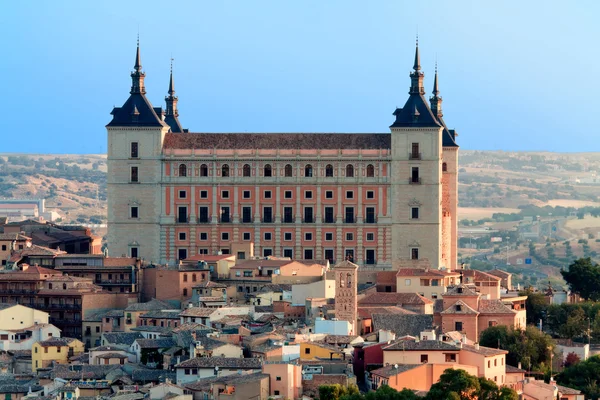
[1, 1, 597, 153]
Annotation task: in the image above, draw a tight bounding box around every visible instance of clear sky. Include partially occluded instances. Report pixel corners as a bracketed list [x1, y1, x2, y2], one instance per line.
[1, 0, 597, 153]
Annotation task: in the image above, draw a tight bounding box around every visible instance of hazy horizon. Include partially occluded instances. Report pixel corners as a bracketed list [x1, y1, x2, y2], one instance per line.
[2, 0, 598, 153]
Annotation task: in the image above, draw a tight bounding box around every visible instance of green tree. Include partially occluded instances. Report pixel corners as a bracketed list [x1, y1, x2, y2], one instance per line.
[425, 369, 480, 400]
[557, 355, 600, 400]
[520, 289, 548, 325]
[338, 385, 418, 400]
[320, 384, 359, 400]
[479, 325, 556, 371]
[561, 258, 600, 301]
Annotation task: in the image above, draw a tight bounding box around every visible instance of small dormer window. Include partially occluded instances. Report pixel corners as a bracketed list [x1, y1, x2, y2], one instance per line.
[456, 305, 462, 312]
[457, 287, 463, 294]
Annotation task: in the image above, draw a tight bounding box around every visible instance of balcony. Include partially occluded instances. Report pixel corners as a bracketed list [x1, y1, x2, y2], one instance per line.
[241, 217, 253, 223]
[219, 216, 231, 223]
[409, 152, 422, 160]
[303, 217, 314, 224]
[364, 216, 377, 224]
[322, 218, 335, 224]
[365, 260, 377, 265]
[196, 217, 210, 223]
[261, 218, 273, 223]
[97, 280, 132, 285]
[0, 289, 36, 295]
[409, 178, 422, 184]
[50, 318, 82, 326]
[175, 216, 190, 224]
[344, 215, 357, 224]
[282, 217, 294, 224]
[39, 303, 82, 310]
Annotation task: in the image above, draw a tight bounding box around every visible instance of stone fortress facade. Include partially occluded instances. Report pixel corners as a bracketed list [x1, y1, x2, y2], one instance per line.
[106, 40, 459, 270]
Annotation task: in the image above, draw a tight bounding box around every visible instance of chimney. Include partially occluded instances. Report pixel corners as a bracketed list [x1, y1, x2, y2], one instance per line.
[461, 334, 467, 344]
[475, 343, 480, 350]
[518, 362, 522, 370]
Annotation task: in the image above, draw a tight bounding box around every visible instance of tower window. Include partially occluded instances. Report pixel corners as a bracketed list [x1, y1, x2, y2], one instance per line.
[346, 164, 354, 177]
[411, 248, 419, 260]
[284, 164, 293, 177]
[305, 191, 313, 199]
[243, 164, 251, 177]
[243, 232, 251, 241]
[222, 164, 230, 177]
[200, 164, 208, 177]
[264, 164, 272, 177]
[411, 207, 419, 219]
[130, 142, 139, 158]
[325, 164, 334, 177]
[366, 164, 375, 177]
[130, 247, 138, 258]
[179, 164, 187, 177]
[442, 162, 448, 172]
[411, 167, 420, 183]
[130, 206, 139, 219]
[305, 164, 313, 177]
[264, 190, 272, 199]
[130, 166, 139, 183]
[411, 143, 420, 159]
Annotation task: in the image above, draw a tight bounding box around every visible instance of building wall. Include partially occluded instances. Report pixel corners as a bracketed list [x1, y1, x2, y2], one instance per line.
[0, 304, 49, 330]
[459, 350, 506, 383]
[374, 364, 479, 392]
[441, 314, 479, 342]
[292, 280, 335, 306]
[477, 314, 519, 338]
[32, 340, 85, 371]
[395, 275, 451, 299]
[0, 324, 60, 351]
[263, 363, 303, 399]
[300, 343, 345, 361]
[383, 349, 460, 366]
[177, 367, 260, 385]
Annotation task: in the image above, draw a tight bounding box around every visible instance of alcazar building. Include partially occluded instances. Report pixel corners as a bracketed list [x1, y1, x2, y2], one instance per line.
[106, 41, 459, 270]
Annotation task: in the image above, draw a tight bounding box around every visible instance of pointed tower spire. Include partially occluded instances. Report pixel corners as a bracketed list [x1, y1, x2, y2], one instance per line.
[165, 57, 183, 132]
[430, 62, 443, 118]
[130, 36, 146, 95]
[409, 36, 425, 95]
[168, 58, 175, 96]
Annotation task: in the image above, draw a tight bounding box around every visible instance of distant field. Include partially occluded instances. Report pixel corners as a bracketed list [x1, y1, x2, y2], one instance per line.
[545, 199, 600, 208]
[565, 216, 600, 230]
[458, 207, 521, 220]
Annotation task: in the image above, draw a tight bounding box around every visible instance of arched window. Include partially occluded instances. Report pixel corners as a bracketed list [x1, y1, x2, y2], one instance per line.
[222, 164, 230, 177]
[346, 164, 354, 177]
[179, 164, 187, 177]
[264, 164, 272, 177]
[442, 162, 448, 172]
[63, 283, 67, 290]
[339, 273, 344, 288]
[49, 283, 52, 290]
[192, 274, 197, 282]
[347, 273, 352, 288]
[325, 164, 334, 177]
[366, 164, 375, 177]
[200, 164, 208, 177]
[183, 288, 188, 296]
[284, 164, 293, 177]
[305, 164, 313, 178]
[183, 274, 188, 282]
[243, 164, 251, 177]
[201, 273, 206, 280]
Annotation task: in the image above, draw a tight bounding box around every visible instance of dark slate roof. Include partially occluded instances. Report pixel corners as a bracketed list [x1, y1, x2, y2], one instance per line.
[195, 336, 235, 350]
[135, 338, 175, 349]
[384, 339, 459, 351]
[438, 117, 459, 148]
[139, 310, 181, 319]
[125, 299, 175, 312]
[131, 368, 176, 383]
[461, 344, 507, 357]
[51, 364, 121, 380]
[103, 332, 143, 346]
[164, 114, 183, 133]
[107, 93, 167, 128]
[163, 132, 391, 150]
[184, 372, 270, 391]
[372, 314, 435, 337]
[130, 326, 172, 334]
[175, 357, 261, 369]
[370, 364, 421, 377]
[390, 93, 442, 129]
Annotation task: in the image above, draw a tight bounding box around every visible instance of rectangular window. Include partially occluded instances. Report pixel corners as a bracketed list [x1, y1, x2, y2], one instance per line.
[221, 232, 229, 241]
[263, 207, 273, 223]
[345, 233, 353, 241]
[325, 190, 333, 199]
[304, 207, 314, 223]
[276, 377, 282, 381]
[263, 248, 273, 257]
[420, 354, 428, 363]
[130, 206, 139, 219]
[405, 279, 411, 286]
[243, 232, 251, 241]
[411, 167, 420, 183]
[411, 248, 419, 260]
[198, 207, 209, 223]
[200, 190, 208, 199]
[178, 248, 187, 260]
[366, 190, 374, 199]
[346, 190, 354, 199]
[242, 206, 252, 223]
[200, 232, 208, 241]
[264, 232, 272, 241]
[365, 207, 376, 223]
[325, 232, 333, 241]
[304, 249, 314, 260]
[220, 206, 230, 223]
[284, 232, 292, 241]
[305, 232, 313, 241]
[324, 207, 334, 223]
[445, 353, 456, 362]
[325, 249, 334, 263]
[305, 191, 313, 199]
[366, 249, 375, 265]
[283, 248, 293, 258]
[411, 207, 419, 219]
[455, 321, 463, 331]
[243, 190, 251, 199]
[264, 190, 272, 199]
[411, 143, 420, 159]
[179, 232, 187, 241]
[345, 207, 355, 223]
[130, 142, 139, 158]
[283, 206, 294, 223]
[222, 190, 229, 199]
[237, 251, 246, 260]
[130, 166, 138, 183]
[130, 247, 138, 258]
[178, 206, 188, 223]
[284, 190, 292, 199]
[179, 190, 187, 199]
[366, 233, 374, 241]
[305, 348, 311, 354]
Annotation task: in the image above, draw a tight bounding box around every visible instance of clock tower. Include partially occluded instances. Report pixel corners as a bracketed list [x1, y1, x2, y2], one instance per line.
[334, 260, 359, 335]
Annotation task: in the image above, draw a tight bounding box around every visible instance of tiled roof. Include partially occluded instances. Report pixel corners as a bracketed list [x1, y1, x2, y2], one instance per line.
[358, 292, 433, 306]
[396, 268, 459, 277]
[462, 270, 501, 282]
[179, 307, 216, 317]
[461, 344, 507, 356]
[376, 271, 397, 284]
[139, 310, 181, 319]
[488, 269, 511, 278]
[370, 364, 421, 377]
[91, 346, 128, 352]
[357, 306, 415, 319]
[444, 284, 480, 297]
[135, 338, 175, 349]
[97, 352, 128, 359]
[171, 322, 215, 333]
[175, 357, 261, 369]
[384, 339, 459, 351]
[0, 233, 31, 241]
[130, 368, 176, 383]
[557, 384, 581, 395]
[478, 300, 516, 314]
[372, 314, 435, 338]
[130, 326, 172, 334]
[505, 365, 526, 373]
[51, 364, 121, 380]
[125, 299, 174, 312]
[163, 132, 391, 150]
[37, 337, 79, 347]
[105, 309, 125, 318]
[440, 300, 479, 315]
[195, 336, 235, 350]
[193, 281, 227, 289]
[184, 372, 270, 391]
[103, 332, 143, 346]
[323, 335, 360, 344]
